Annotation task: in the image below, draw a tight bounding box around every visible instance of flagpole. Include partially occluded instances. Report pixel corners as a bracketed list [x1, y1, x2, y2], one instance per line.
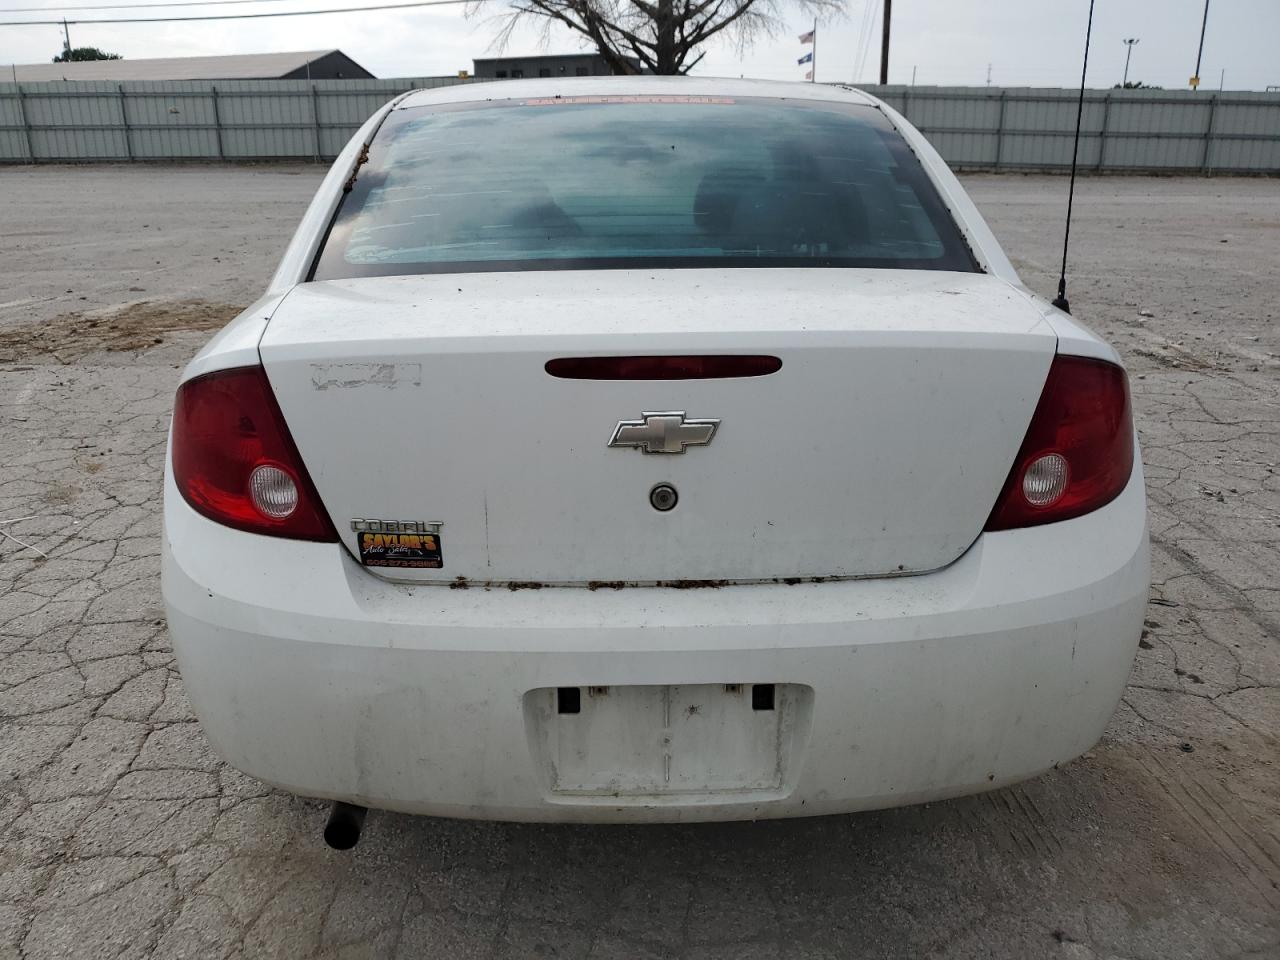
[812, 19, 817, 82]
[798, 24, 815, 81]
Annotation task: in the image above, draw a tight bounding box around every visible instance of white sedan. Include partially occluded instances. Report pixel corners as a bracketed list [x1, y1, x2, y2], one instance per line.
[162, 77, 1148, 845]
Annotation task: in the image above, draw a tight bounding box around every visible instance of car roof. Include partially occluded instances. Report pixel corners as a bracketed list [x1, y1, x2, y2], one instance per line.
[395, 76, 880, 111]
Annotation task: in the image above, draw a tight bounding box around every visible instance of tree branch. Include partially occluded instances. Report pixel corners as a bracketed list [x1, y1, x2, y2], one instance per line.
[680, 49, 707, 74]
[472, 0, 845, 75]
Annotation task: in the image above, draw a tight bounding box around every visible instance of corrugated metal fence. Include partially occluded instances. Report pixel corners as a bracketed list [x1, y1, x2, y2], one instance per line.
[0, 76, 467, 163]
[866, 85, 1280, 174]
[1, 78, 1277, 173]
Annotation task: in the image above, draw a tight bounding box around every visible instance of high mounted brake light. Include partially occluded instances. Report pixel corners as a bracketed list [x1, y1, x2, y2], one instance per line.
[985, 354, 1134, 531]
[545, 355, 782, 380]
[171, 366, 336, 541]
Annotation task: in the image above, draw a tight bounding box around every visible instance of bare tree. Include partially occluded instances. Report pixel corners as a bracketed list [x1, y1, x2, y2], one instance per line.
[480, 0, 840, 76]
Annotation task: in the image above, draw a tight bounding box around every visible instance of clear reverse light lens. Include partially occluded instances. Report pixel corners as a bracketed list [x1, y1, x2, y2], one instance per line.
[248, 464, 299, 519]
[1022, 453, 1069, 507]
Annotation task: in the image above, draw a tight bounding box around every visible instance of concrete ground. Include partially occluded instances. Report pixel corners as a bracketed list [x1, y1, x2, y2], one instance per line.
[1, 165, 1278, 960]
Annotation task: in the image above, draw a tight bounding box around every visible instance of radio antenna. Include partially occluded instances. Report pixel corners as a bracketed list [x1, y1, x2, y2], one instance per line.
[1052, 0, 1096, 315]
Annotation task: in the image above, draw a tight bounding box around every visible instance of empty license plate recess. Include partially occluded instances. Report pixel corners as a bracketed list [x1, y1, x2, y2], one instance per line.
[523, 684, 813, 799]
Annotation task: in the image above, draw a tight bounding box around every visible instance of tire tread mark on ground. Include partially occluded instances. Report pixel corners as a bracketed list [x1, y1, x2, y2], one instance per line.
[978, 790, 1055, 859]
[1135, 746, 1280, 910]
[1184, 767, 1280, 883]
[1011, 786, 1065, 855]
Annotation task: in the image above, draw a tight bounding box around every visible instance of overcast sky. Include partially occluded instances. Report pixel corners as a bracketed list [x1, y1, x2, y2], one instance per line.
[3, 0, 1278, 91]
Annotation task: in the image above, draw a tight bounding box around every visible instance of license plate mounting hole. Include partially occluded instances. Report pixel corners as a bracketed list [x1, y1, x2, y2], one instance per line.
[751, 683, 775, 711]
[557, 687, 581, 714]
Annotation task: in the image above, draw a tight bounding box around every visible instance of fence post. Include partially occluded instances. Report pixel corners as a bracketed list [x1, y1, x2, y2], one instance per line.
[1095, 92, 1112, 172]
[117, 84, 133, 161]
[1200, 94, 1218, 175]
[15, 83, 35, 163]
[210, 85, 224, 160]
[994, 89, 1007, 168]
[311, 83, 321, 162]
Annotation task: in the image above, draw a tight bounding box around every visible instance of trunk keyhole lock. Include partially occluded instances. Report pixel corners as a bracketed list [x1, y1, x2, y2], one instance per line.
[649, 483, 678, 512]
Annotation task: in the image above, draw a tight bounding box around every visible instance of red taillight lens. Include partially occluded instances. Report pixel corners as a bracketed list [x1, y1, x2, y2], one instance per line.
[985, 355, 1134, 531]
[172, 366, 336, 541]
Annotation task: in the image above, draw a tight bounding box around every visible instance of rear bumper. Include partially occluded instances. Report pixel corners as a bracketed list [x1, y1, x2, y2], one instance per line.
[162, 464, 1149, 823]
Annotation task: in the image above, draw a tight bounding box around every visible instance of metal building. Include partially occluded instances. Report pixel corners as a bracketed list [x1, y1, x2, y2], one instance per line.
[471, 53, 643, 80]
[9, 50, 374, 83]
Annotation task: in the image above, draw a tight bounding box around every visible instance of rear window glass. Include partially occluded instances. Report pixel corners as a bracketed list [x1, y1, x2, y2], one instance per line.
[311, 96, 977, 279]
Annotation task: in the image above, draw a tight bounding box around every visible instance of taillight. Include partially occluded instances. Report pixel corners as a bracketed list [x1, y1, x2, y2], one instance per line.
[171, 366, 336, 541]
[985, 355, 1134, 531]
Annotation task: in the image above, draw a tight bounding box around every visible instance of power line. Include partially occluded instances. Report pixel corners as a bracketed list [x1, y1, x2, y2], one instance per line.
[0, 0, 473, 24]
[851, 0, 875, 82]
[0, 0, 329, 14]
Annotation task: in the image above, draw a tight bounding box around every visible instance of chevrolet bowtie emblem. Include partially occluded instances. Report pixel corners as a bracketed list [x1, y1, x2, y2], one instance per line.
[608, 412, 720, 454]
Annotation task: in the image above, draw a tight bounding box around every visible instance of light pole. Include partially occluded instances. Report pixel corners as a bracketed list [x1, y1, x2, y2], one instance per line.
[1121, 37, 1139, 87]
[1191, 0, 1209, 90]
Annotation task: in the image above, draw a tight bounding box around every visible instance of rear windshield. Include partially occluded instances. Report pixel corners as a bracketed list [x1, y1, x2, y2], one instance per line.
[311, 95, 978, 279]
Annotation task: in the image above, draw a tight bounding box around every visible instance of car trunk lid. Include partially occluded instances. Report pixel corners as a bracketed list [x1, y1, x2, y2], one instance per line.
[259, 268, 1055, 584]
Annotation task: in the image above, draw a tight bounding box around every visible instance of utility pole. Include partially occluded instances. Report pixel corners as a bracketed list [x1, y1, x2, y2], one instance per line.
[986, 63, 992, 86]
[1121, 38, 1139, 87]
[1191, 0, 1209, 90]
[879, 0, 891, 85]
[61, 19, 71, 58]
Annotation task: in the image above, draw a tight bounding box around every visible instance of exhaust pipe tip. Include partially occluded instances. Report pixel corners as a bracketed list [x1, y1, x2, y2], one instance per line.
[323, 801, 368, 850]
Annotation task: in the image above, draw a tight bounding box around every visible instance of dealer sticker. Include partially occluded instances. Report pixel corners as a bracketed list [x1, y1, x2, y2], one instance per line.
[356, 529, 443, 569]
